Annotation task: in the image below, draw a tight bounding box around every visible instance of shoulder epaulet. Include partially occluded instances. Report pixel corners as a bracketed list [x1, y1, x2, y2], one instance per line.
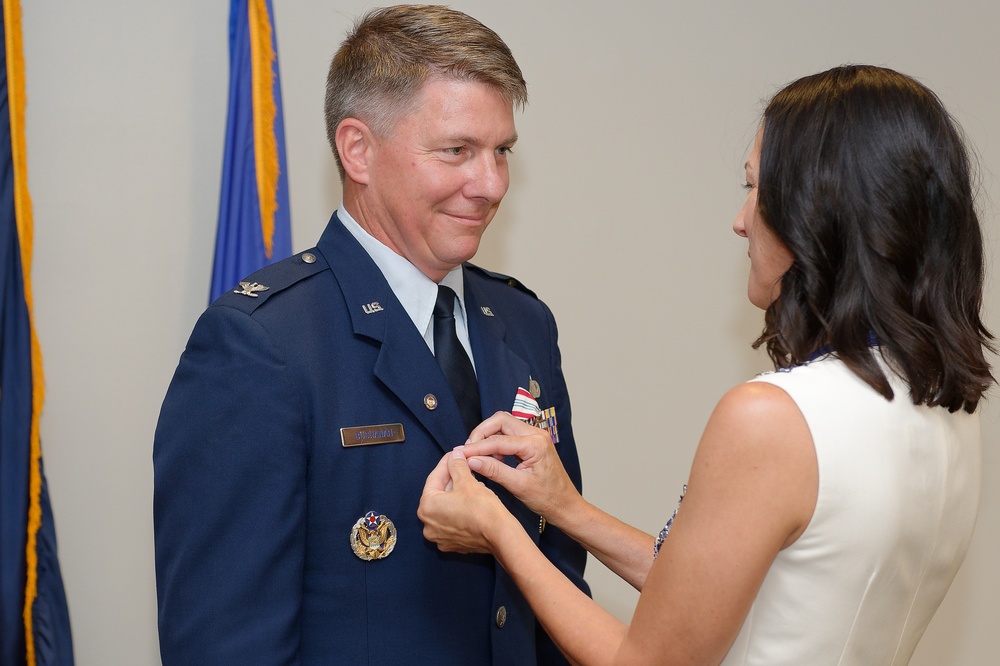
[212, 249, 328, 314]
[465, 262, 538, 299]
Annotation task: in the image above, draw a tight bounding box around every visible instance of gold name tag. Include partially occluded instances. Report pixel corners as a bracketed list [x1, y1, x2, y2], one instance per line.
[341, 423, 405, 447]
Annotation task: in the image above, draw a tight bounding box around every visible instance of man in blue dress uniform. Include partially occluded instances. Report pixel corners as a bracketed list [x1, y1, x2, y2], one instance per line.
[153, 5, 588, 664]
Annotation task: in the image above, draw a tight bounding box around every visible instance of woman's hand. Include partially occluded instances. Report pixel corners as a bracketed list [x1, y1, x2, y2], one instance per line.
[462, 412, 585, 526]
[419, 447, 513, 554]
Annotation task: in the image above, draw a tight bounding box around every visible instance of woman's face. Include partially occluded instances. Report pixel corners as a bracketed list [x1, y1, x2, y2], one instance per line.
[733, 126, 794, 310]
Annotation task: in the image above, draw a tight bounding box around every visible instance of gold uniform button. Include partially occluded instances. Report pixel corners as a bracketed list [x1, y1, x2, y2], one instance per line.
[495, 605, 507, 628]
[301, 252, 317, 264]
[423, 393, 438, 410]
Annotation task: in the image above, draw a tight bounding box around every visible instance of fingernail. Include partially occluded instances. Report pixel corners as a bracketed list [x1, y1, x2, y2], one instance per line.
[452, 446, 465, 459]
[468, 457, 483, 471]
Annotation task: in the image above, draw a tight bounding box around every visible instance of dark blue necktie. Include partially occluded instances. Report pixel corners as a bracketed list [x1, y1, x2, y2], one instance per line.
[433, 285, 482, 434]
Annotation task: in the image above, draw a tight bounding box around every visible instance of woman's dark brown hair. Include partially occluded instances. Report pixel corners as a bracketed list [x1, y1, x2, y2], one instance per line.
[755, 65, 994, 412]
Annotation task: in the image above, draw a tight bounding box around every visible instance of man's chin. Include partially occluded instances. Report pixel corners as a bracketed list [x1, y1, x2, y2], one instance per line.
[446, 239, 484, 268]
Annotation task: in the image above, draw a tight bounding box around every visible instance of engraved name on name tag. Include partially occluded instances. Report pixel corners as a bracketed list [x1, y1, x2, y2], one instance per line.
[340, 423, 406, 447]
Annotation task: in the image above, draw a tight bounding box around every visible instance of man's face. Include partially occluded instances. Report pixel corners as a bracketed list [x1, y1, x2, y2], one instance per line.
[361, 77, 518, 282]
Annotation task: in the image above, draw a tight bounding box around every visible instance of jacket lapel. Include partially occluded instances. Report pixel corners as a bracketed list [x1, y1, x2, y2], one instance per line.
[464, 271, 532, 420]
[316, 215, 468, 454]
[463, 271, 542, 534]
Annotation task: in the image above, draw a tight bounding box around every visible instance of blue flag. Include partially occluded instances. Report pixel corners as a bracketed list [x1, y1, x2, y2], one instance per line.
[0, 1, 74, 664]
[211, 0, 292, 303]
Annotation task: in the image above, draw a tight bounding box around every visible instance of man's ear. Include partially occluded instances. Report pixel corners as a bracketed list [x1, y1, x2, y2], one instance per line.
[336, 117, 374, 185]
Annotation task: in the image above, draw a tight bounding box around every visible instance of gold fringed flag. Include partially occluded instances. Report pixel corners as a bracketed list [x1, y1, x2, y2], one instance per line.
[210, 0, 292, 303]
[0, 1, 74, 664]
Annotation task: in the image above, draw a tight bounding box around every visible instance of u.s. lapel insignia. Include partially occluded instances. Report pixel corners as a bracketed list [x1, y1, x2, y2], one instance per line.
[481, 306, 495, 317]
[234, 281, 269, 297]
[350, 511, 397, 561]
[362, 302, 384, 314]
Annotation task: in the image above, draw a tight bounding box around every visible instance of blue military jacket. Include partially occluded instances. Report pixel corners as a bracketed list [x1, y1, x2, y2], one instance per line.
[153, 215, 588, 664]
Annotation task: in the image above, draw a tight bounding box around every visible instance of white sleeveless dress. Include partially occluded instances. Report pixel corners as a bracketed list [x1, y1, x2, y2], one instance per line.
[713, 354, 982, 665]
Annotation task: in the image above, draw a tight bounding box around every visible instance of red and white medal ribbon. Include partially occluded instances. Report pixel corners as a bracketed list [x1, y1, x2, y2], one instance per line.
[511, 387, 542, 421]
[510, 387, 559, 444]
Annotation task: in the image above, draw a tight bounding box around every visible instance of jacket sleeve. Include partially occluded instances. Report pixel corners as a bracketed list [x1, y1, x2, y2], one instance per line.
[153, 304, 307, 665]
[534, 301, 591, 665]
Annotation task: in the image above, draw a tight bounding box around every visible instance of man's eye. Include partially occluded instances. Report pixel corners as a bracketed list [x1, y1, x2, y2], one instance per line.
[497, 146, 513, 156]
[444, 147, 464, 156]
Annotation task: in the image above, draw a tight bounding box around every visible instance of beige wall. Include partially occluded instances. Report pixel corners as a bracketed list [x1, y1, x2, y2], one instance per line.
[23, 1, 999, 663]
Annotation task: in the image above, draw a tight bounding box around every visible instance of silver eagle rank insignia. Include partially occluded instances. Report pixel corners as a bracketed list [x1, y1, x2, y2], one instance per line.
[234, 281, 270, 298]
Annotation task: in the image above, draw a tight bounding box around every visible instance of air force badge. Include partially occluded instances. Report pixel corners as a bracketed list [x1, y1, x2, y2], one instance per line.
[350, 511, 397, 561]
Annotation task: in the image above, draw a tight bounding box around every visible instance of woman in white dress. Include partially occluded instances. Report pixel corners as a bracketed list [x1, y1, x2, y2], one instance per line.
[418, 65, 994, 665]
